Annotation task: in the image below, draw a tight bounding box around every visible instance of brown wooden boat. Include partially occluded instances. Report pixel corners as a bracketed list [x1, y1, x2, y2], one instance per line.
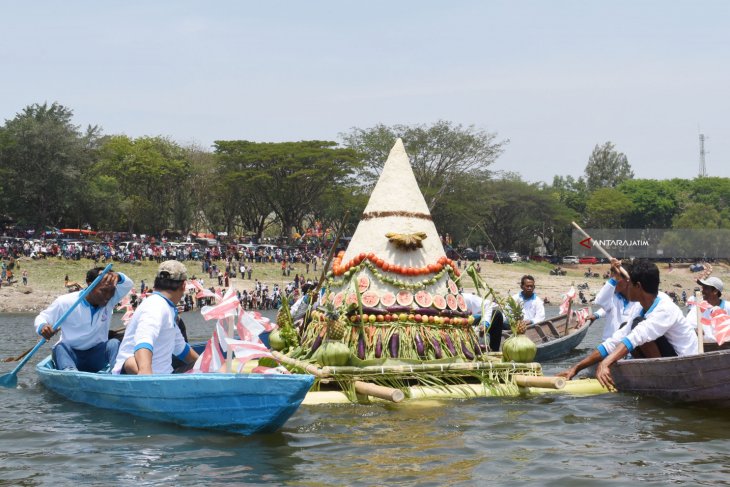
[610, 347, 730, 405]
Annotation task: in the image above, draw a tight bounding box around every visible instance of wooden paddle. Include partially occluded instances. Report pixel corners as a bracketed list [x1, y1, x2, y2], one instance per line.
[571, 221, 630, 279]
[0, 264, 113, 388]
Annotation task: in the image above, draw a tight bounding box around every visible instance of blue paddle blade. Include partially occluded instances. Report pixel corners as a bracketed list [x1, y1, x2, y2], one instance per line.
[0, 372, 18, 388]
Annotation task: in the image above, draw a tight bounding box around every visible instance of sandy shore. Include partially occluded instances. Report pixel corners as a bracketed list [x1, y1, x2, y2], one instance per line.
[1, 259, 725, 314]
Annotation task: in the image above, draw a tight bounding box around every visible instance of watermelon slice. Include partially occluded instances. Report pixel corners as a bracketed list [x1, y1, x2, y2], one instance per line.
[357, 274, 370, 293]
[457, 294, 467, 312]
[396, 290, 413, 307]
[380, 291, 396, 307]
[346, 293, 358, 306]
[446, 294, 458, 310]
[333, 291, 344, 308]
[432, 295, 447, 310]
[414, 290, 433, 308]
[361, 290, 380, 307]
[447, 279, 458, 294]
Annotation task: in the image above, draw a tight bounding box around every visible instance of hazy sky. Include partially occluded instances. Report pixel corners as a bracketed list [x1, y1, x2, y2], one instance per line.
[2, 1, 728, 182]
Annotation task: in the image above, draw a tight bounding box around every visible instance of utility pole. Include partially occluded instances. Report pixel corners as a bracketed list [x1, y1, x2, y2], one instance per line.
[698, 133, 707, 177]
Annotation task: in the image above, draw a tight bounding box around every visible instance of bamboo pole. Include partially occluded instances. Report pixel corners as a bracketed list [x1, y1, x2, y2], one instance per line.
[513, 374, 565, 389]
[354, 381, 405, 402]
[696, 291, 704, 354]
[571, 221, 629, 278]
[271, 350, 331, 377]
[325, 360, 542, 376]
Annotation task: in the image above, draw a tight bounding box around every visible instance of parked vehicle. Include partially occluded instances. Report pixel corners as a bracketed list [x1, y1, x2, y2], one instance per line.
[579, 256, 598, 265]
[562, 256, 580, 264]
[508, 252, 521, 262]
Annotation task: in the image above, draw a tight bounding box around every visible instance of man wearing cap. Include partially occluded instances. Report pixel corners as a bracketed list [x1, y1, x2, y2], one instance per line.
[113, 260, 198, 374]
[35, 267, 133, 371]
[687, 276, 730, 343]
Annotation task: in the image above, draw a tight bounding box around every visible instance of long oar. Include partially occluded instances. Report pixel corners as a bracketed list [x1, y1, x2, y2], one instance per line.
[0, 263, 113, 388]
[571, 221, 629, 279]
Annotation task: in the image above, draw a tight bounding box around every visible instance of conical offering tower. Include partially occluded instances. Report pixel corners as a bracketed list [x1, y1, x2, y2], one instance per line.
[299, 139, 481, 363]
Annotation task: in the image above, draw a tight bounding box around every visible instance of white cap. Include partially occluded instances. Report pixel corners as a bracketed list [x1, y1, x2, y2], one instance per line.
[698, 276, 724, 292]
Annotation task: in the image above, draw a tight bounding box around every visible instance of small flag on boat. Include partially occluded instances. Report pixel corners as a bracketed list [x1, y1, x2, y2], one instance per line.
[572, 307, 592, 328]
[560, 287, 576, 315]
[201, 287, 240, 320]
[709, 308, 730, 346]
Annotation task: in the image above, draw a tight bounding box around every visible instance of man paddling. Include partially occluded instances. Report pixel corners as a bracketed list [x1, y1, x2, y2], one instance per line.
[589, 258, 642, 340]
[35, 268, 133, 372]
[558, 260, 697, 389]
[113, 260, 198, 375]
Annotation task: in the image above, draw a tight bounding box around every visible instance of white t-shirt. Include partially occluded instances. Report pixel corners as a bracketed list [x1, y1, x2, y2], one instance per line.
[511, 292, 545, 324]
[113, 292, 189, 374]
[593, 278, 642, 341]
[34, 273, 133, 350]
[599, 292, 698, 357]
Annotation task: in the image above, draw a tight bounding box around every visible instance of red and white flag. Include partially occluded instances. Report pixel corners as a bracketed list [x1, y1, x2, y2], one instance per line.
[193, 321, 278, 373]
[201, 287, 240, 320]
[572, 307, 592, 328]
[709, 308, 730, 346]
[560, 287, 576, 315]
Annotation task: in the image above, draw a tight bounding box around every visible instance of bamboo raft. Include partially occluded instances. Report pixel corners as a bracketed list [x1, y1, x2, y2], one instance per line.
[272, 351, 608, 404]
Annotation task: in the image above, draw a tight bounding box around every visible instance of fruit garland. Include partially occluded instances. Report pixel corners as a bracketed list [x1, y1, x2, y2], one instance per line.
[329, 252, 461, 279]
[327, 260, 455, 290]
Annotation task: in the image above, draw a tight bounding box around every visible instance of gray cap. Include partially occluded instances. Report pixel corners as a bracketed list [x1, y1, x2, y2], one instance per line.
[157, 260, 187, 281]
[697, 276, 723, 292]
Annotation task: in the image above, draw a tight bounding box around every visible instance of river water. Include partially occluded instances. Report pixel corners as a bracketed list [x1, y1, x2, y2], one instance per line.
[1, 309, 729, 486]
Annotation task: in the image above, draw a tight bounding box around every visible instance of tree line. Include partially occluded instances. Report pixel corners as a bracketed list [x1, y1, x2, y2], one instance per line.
[1, 102, 728, 256]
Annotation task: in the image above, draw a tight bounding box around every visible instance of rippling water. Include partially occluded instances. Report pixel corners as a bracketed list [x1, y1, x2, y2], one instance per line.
[1, 310, 729, 486]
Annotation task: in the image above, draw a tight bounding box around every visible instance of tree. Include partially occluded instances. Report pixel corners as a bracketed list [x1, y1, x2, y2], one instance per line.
[584, 142, 633, 191]
[585, 188, 633, 228]
[0, 102, 101, 231]
[340, 120, 508, 210]
[618, 179, 679, 228]
[94, 135, 192, 234]
[214, 140, 361, 238]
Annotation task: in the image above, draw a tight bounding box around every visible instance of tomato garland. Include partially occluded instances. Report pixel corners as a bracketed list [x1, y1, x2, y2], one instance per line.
[330, 252, 461, 278]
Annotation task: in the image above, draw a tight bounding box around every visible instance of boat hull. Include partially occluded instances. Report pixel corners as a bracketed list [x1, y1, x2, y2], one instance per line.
[36, 356, 314, 435]
[611, 349, 730, 405]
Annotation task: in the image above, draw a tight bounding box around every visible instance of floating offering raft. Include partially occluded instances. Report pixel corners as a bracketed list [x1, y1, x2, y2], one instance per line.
[270, 140, 592, 403]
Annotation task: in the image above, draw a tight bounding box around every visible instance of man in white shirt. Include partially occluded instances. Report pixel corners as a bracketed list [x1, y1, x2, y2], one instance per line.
[35, 268, 133, 372]
[462, 292, 504, 351]
[113, 261, 198, 375]
[589, 259, 642, 340]
[512, 275, 545, 324]
[558, 260, 697, 389]
[686, 276, 730, 343]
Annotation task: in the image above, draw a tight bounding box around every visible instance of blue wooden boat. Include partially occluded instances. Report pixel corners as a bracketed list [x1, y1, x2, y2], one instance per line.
[35, 354, 314, 435]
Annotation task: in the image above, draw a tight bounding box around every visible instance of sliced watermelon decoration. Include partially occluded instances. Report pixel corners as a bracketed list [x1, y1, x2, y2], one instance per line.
[414, 290, 433, 308]
[357, 274, 370, 293]
[432, 295, 447, 310]
[333, 291, 344, 308]
[457, 294, 467, 312]
[446, 294, 458, 310]
[447, 279, 458, 294]
[361, 290, 380, 307]
[380, 291, 396, 307]
[346, 293, 358, 306]
[396, 290, 413, 307]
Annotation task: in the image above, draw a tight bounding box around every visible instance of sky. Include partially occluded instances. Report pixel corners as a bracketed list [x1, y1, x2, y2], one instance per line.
[1, 1, 728, 183]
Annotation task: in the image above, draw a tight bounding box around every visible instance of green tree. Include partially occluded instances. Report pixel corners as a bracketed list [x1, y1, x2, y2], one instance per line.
[214, 140, 361, 238]
[618, 179, 679, 228]
[340, 120, 508, 210]
[584, 142, 633, 191]
[585, 188, 633, 227]
[0, 102, 101, 231]
[94, 135, 192, 234]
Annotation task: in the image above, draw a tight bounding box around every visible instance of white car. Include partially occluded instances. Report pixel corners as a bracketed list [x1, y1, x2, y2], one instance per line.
[562, 255, 579, 264]
[508, 252, 521, 262]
